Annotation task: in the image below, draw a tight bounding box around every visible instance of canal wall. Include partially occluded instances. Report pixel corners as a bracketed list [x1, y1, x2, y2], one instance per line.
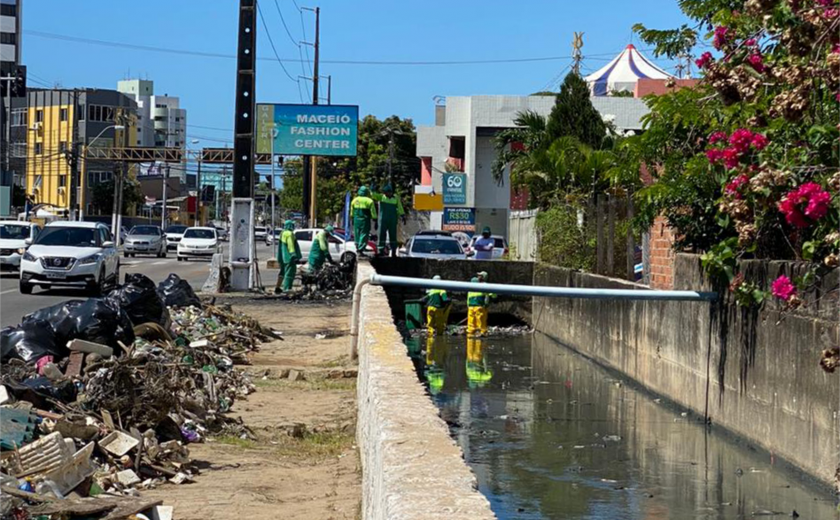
[532, 254, 840, 486]
[355, 261, 497, 519]
[371, 257, 533, 322]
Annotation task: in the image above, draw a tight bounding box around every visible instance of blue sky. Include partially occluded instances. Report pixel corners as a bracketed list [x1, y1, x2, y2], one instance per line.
[23, 0, 689, 146]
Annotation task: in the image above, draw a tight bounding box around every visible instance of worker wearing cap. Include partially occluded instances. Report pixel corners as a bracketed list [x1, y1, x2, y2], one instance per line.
[277, 220, 301, 292]
[473, 227, 495, 260]
[477, 271, 489, 283]
[467, 277, 496, 336]
[371, 183, 404, 257]
[350, 186, 377, 254]
[422, 275, 451, 336]
[308, 225, 336, 272]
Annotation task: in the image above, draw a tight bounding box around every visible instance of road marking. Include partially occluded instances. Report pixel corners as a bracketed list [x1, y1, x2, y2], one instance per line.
[0, 288, 19, 295]
[152, 261, 168, 265]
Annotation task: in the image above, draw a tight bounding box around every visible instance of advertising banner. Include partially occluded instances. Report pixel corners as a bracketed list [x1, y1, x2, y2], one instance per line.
[256, 104, 359, 157]
[442, 173, 467, 205]
[441, 207, 476, 233]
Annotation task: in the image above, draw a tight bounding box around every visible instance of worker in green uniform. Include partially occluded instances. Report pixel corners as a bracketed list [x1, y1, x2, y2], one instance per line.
[350, 186, 377, 254]
[422, 275, 451, 336]
[467, 277, 496, 336]
[371, 183, 404, 257]
[308, 225, 336, 272]
[277, 219, 301, 292]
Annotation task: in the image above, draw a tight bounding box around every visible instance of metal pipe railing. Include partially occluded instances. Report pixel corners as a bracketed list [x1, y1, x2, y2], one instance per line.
[349, 274, 717, 360]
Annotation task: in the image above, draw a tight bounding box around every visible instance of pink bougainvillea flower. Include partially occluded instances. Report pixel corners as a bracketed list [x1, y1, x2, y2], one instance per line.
[695, 51, 714, 69]
[713, 26, 730, 50]
[771, 275, 797, 301]
[729, 129, 754, 153]
[778, 182, 831, 227]
[750, 133, 769, 150]
[747, 53, 765, 72]
[725, 174, 750, 198]
[708, 131, 728, 144]
[744, 38, 757, 46]
[722, 148, 741, 169]
[706, 149, 724, 163]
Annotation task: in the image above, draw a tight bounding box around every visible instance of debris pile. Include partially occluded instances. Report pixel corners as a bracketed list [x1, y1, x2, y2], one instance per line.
[0, 274, 279, 518]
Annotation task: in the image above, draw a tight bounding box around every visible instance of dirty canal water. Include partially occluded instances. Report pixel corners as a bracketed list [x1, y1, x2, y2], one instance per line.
[406, 332, 838, 519]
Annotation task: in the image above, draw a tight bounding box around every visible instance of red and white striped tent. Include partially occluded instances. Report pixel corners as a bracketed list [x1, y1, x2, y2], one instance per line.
[584, 44, 673, 96]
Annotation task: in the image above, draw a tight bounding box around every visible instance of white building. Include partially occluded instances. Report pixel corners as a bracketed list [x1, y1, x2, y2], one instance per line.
[117, 79, 187, 174]
[415, 95, 650, 237]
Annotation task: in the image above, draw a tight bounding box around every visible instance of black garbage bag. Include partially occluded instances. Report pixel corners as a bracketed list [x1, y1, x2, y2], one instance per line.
[157, 274, 201, 309]
[22, 298, 134, 352]
[5, 376, 78, 407]
[0, 319, 63, 364]
[108, 273, 170, 327]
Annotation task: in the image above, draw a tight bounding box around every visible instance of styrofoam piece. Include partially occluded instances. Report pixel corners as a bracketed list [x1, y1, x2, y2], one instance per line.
[99, 430, 140, 457]
[42, 442, 94, 495]
[14, 432, 74, 475]
[116, 469, 141, 486]
[67, 339, 114, 357]
[0, 385, 10, 405]
[152, 505, 174, 520]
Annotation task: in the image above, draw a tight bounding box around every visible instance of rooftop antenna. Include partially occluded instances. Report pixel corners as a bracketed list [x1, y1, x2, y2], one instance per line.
[572, 32, 584, 75]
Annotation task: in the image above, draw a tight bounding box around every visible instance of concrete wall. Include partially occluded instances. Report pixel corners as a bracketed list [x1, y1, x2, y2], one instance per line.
[356, 261, 496, 519]
[532, 254, 840, 486]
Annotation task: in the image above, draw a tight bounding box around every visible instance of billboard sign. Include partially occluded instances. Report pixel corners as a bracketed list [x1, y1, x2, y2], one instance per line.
[256, 104, 359, 157]
[442, 173, 467, 205]
[442, 207, 476, 233]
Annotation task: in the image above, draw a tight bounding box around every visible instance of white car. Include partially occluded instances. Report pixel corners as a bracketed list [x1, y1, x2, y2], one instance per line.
[294, 228, 357, 263]
[467, 235, 509, 260]
[254, 226, 268, 243]
[177, 227, 221, 261]
[123, 225, 166, 258]
[164, 224, 189, 250]
[402, 234, 466, 260]
[0, 221, 41, 270]
[19, 221, 119, 295]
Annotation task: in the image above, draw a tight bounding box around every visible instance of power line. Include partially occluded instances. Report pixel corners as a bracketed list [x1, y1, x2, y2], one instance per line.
[273, 0, 299, 46]
[26, 30, 637, 67]
[256, 1, 302, 88]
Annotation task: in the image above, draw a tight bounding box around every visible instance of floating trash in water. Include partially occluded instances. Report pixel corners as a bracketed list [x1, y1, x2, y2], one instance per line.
[603, 435, 622, 442]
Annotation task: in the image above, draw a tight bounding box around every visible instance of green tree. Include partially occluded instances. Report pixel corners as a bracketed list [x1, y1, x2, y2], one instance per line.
[90, 178, 144, 215]
[545, 72, 609, 149]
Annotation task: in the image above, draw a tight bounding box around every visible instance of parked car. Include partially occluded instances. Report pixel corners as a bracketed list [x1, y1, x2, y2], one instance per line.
[19, 221, 119, 295]
[254, 226, 268, 243]
[466, 235, 509, 260]
[177, 227, 221, 261]
[266, 228, 281, 246]
[123, 225, 166, 258]
[214, 226, 229, 241]
[0, 221, 41, 271]
[294, 228, 358, 263]
[119, 226, 129, 245]
[164, 224, 189, 250]
[415, 230, 453, 237]
[402, 234, 466, 260]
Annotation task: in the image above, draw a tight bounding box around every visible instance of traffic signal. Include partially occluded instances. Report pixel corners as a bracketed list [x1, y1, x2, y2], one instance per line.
[11, 66, 26, 97]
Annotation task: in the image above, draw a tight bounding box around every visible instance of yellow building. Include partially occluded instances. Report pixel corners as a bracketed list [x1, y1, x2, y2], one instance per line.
[26, 89, 138, 216]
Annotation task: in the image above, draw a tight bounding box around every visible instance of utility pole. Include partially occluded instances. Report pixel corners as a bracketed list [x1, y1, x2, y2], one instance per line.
[161, 163, 168, 228]
[67, 89, 79, 221]
[572, 32, 584, 75]
[303, 6, 320, 227]
[387, 129, 394, 184]
[326, 75, 331, 105]
[195, 155, 202, 225]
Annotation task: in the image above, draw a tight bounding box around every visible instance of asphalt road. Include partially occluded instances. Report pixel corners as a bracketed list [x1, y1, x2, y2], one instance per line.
[0, 242, 277, 329]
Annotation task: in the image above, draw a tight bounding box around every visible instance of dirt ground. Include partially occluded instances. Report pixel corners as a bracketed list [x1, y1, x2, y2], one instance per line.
[145, 298, 360, 520]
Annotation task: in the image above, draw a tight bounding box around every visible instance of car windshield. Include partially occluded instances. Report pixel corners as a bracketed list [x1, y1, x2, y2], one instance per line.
[35, 227, 97, 247]
[166, 225, 188, 234]
[412, 238, 462, 255]
[0, 224, 29, 239]
[131, 226, 160, 236]
[184, 229, 215, 239]
[494, 238, 506, 248]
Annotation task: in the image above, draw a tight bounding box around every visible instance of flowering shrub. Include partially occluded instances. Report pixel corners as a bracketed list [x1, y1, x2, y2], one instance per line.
[632, 0, 839, 305]
[771, 275, 798, 302]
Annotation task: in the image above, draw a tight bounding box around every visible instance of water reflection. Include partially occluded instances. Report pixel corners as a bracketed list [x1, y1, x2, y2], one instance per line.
[411, 332, 838, 519]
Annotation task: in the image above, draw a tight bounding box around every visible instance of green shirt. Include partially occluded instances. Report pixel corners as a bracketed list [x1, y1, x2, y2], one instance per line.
[280, 229, 301, 263]
[371, 192, 405, 220]
[467, 290, 495, 308]
[351, 196, 377, 220]
[425, 288, 449, 308]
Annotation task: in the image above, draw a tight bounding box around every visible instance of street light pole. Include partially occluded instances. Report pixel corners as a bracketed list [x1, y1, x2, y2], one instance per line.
[270, 126, 277, 239]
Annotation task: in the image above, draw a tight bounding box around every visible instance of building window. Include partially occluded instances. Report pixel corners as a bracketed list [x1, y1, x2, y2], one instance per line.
[11, 108, 26, 127]
[60, 108, 68, 122]
[34, 143, 43, 155]
[0, 32, 16, 45]
[1, 4, 17, 16]
[87, 104, 115, 122]
[78, 104, 85, 121]
[35, 110, 44, 123]
[58, 175, 67, 187]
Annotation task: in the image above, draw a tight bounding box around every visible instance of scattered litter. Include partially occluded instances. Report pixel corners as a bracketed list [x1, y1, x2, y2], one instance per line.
[603, 435, 622, 442]
[315, 333, 327, 340]
[116, 469, 142, 486]
[67, 338, 114, 357]
[99, 430, 140, 457]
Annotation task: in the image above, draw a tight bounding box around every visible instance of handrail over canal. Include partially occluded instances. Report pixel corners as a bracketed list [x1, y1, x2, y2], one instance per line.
[349, 274, 718, 360]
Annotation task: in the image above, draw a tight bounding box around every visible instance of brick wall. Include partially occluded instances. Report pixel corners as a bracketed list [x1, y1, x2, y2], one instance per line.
[649, 216, 675, 289]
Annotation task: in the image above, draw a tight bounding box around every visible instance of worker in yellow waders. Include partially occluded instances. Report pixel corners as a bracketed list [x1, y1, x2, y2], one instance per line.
[424, 335, 447, 395]
[466, 337, 493, 389]
[467, 277, 495, 336]
[423, 275, 451, 336]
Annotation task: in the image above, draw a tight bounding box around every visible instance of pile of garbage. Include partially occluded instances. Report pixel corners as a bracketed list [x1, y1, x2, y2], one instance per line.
[0, 274, 279, 519]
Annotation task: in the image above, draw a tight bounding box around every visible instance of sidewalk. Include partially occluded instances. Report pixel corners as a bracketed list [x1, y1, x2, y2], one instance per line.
[144, 297, 360, 519]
